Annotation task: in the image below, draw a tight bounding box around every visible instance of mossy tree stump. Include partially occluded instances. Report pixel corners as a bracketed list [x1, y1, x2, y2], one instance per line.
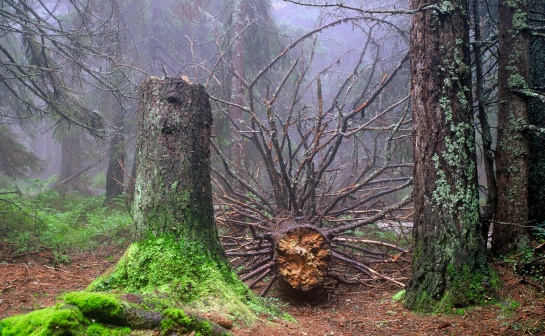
[0, 77, 283, 335]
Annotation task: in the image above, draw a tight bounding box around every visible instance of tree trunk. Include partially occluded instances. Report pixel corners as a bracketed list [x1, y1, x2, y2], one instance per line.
[88, 77, 262, 319]
[227, 0, 249, 193]
[492, 0, 530, 256]
[105, 109, 126, 202]
[129, 77, 222, 251]
[404, 0, 489, 312]
[528, 0, 545, 226]
[56, 131, 92, 196]
[473, 0, 497, 241]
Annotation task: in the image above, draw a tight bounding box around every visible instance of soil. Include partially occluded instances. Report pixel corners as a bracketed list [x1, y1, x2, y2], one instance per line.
[1, 248, 544, 336]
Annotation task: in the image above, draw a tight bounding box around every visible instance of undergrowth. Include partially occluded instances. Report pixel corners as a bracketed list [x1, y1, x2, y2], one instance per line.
[0, 178, 132, 260]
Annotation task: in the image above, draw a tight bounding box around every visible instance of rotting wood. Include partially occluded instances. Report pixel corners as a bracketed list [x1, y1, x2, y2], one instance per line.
[273, 225, 331, 292]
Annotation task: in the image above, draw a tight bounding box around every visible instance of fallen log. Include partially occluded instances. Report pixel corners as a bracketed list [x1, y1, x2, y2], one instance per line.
[223, 220, 409, 296]
[273, 224, 331, 292]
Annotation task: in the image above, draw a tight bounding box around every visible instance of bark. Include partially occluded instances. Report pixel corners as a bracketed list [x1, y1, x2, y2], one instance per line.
[87, 77, 267, 323]
[492, 0, 530, 256]
[528, 0, 545, 225]
[404, 0, 489, 311]
[131, 77, 222, 255]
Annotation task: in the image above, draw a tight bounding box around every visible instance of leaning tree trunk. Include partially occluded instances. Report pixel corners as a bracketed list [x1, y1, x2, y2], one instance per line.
[403, 0, 489, 312]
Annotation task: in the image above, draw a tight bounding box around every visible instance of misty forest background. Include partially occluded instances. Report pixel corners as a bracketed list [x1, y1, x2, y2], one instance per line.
[0, 0, 544, 310]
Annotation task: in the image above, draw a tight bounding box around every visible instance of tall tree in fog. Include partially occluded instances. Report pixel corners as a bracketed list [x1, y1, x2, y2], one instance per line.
[216, 0, 284, 191]
[491, 0, 530, 256]
[0, 0, 129, 134]
[404, 0, 489, 311]
[227, 0, 249, 175]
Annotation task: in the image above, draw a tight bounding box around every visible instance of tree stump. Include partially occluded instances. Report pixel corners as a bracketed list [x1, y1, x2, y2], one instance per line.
[273, 225, 331, 292]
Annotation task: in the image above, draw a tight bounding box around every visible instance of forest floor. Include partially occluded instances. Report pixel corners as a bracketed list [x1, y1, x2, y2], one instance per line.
[1, 247, 544, 336]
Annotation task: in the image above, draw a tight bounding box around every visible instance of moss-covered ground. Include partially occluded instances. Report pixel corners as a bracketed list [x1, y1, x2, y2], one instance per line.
[0, 234, 290, 336]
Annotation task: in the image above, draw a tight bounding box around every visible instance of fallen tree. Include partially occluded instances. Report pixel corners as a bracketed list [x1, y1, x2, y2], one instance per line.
[223, 198, 412, 297]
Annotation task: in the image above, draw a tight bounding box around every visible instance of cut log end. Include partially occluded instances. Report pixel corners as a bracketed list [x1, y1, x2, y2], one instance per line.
[274, 226, 331, 291]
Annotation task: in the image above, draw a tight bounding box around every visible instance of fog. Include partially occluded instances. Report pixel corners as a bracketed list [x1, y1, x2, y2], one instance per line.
[1, 0, 413, 219]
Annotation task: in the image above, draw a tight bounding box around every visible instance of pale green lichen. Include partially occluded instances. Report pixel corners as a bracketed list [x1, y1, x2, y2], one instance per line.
[438, 0, 454, 15]
[512, 10, 527, 30]
[507, 73, 529, 91]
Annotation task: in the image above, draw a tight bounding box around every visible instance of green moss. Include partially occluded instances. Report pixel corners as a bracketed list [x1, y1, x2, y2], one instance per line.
[0, 303, 134, 336]
[407, 266, 498, 313]
[392, 290, 405, 302]
[160, 308, 229, 336]
[87, 233, 286, 324]
[64, 292, 124, 323]
[444, 265, 498, 311]
[0, 305, 89, 336]
[86, 323, 131, 336]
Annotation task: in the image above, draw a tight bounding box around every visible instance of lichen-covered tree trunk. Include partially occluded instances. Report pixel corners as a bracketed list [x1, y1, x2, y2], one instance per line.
[492, 0, 530, 256]
[528, 0, 545, 226]
[403, 0, 489, 312]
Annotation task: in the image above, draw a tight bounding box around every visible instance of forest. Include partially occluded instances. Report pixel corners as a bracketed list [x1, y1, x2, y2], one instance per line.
[0, 0, 544, 335]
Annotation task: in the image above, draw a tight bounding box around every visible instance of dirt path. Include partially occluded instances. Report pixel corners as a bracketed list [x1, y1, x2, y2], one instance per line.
[1, 252, 543, 335]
